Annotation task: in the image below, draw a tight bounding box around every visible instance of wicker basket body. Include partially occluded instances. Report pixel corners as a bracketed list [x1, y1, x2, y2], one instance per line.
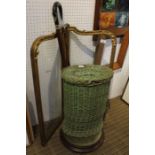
[62, 65, 113, 147]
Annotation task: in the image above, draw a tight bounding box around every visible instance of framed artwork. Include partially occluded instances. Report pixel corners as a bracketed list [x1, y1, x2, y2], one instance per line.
[115, 11, 129, 28]
[99, 12, 116, 29]
[118, 0, 129, 11]
[93, 0, 129, 70]
[102, 0, 116, 11]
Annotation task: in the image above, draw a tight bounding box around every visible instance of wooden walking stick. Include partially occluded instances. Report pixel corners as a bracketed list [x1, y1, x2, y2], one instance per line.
[52, 2, 70, 67]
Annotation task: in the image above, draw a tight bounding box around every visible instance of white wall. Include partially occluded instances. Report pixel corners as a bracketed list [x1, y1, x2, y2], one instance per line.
[26, 0, 128, 125]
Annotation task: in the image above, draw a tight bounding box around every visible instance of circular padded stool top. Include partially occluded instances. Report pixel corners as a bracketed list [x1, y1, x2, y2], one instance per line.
[62, 65, 113, 86]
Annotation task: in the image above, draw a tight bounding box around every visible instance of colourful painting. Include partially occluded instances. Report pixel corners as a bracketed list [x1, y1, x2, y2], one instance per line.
[115, 12, 129, 27]
[93, 0, 129, 69]
[99, 12, 116, 29]
[102, 0, 116, 11]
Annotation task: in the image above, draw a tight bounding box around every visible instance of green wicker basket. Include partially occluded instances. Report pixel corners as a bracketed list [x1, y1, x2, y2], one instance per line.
[61, 65, 113, 147]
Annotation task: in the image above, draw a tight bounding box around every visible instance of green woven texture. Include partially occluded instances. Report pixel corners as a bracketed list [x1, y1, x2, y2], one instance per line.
[62, 65, 113, 86]
[61, 65, 113, 145]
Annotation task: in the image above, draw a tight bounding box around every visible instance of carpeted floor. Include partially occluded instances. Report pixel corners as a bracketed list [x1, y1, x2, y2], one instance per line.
[27, 97, 129, 155]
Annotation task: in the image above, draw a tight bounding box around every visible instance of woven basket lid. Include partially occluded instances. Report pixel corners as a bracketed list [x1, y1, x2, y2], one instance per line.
[62, 65, 113, 85]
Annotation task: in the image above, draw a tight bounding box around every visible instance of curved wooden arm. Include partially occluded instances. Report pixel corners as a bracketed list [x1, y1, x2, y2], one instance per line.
[67, 26, 117, 68]
[68, 26, 115, 37]
[31, 33, 57, 59]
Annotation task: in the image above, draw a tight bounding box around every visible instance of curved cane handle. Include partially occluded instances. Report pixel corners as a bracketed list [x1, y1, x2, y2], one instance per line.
[52, 1, 63, 27]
